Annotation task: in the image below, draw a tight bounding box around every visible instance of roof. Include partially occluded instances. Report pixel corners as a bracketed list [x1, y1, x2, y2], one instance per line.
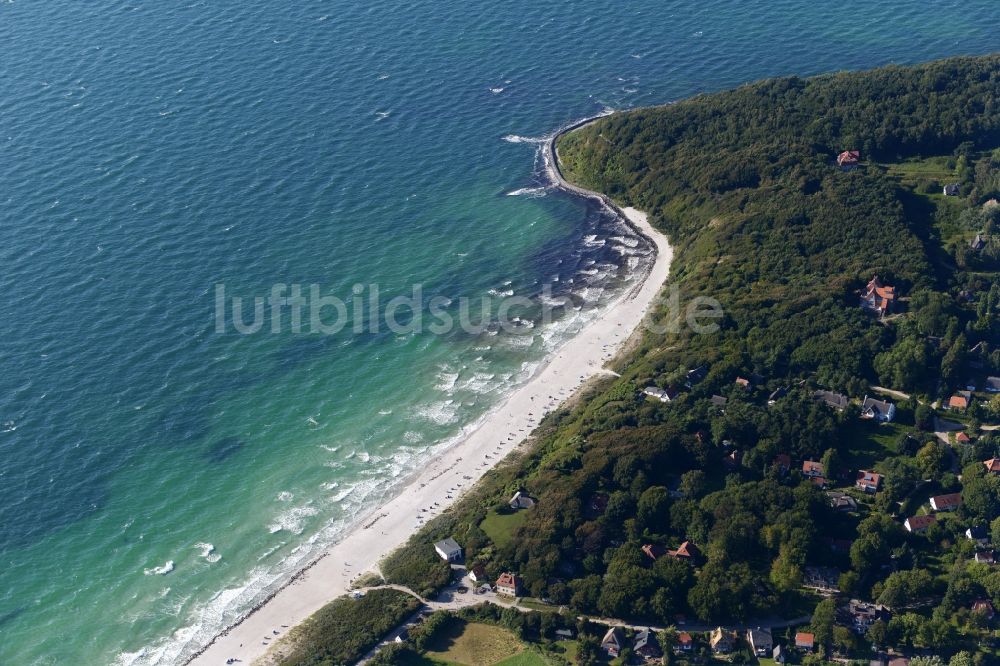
[856, 470, 882, 487]
[601, 627, 623, 646]
[861, 396, 894, 417]
[987, 376, 1000, 390]
[957, 432, 972, 443]
[642, 544, 667, 560]
[678, 631, 692, 644]
[634, 628, 658, 651]
[814, 389, 849, 410]
[930, 492, 962, 509]
[838, 150, 861, 164]
[986, 458, 1000, 473]
[710, 394, 728, 407]
[802, 460, 824, 475]
[906, 514, 936, 530]
[795, 631, 815, 647]
[496, 572, 521, 587]
[668, 541, 700, 559]
[967, 525, 988, 540]
[509, 491, 536, 509]
[434, 538, 462, 555]
[747, 626, 772, 643]
[949, 394, 969, 409]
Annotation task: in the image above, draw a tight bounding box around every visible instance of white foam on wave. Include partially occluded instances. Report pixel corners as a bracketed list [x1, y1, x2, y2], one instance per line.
[276, 491, 293, 502]
[502, 134, 545, 144]
[268, 505, 319, 535]
[143, 560, 175, 576]
[194, 543, 221, 563]
[415, 400, 460, 425]
[490, 87, 504, 94]
[506, 186, 547, 198]
[435, 369, 460, 392]
[403, 430, 424, 443]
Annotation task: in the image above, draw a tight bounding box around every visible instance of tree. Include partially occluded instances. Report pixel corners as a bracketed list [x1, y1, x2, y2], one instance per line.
[636, 486, 671, 535]
[949, 651, 975, 666]
[810, 598, 836, 647]
[867, 619, 888, 649]
[874, 337, 929, 390]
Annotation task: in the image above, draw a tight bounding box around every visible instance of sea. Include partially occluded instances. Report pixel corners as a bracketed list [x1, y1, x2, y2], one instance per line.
[0, 0, 994, 662]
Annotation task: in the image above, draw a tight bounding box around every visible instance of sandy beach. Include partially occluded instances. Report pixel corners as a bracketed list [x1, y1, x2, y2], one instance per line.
[188, 123, 673, 666]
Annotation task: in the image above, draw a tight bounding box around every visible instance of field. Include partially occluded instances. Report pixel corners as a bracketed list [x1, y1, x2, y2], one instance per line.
[423, 619, 526, 666]
[480, 510, 529, 549]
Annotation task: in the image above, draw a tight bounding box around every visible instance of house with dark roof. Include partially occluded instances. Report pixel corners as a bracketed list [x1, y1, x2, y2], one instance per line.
[803, 566, 841, 592]
[986, 376, 1000, 393]
[828, 491, 858, 512]
[768, 386, 788, 405]
[944, 183, 960, 196]
[904, 514, 936, 533]
[860, 275, 897, 317]
[469, 563, 488, 583]
[973, 599, 996, 619]
[642, 544, 667, 562]
[747, 627, 772, 656]
[967, 525, 990, 547]
[929, 492, 962, 512]
[434, 538, 463, 562]
[509, 491, 536, 510]
[844, 599, 890, 635]
[856, 470, 882, 494]
[773, 644, 787, 663]
[601, 627, 624, 658]
[710, 627, 736, 654]
[861, 396, 896, 422]
[710, 394, 728, 410]
[685, 365, 707, 387]
[971, 233, 987, 250]
[815, 390, 850, 411]
[976, 550, 996, 564]
[986, 458, 1000, 475]
[634, 628, 661, 661]
[774, 453, 792, 475]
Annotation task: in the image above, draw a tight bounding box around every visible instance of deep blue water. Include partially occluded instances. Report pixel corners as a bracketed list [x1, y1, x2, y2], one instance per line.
[0, 0, 995, 662]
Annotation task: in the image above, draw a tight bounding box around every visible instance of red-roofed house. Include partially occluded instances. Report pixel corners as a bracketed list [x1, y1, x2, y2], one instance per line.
[904, 514, 937, 533]
[856, 470, 882, 494]
[642, 544, 667, 562]
[802, 460, 825, 478]
[795, 631, 815, 652]
[957, 432, 972, 444]
[984, 458, 1000, 475]
[838, 150, 861, 169]
[675, 631, 693, 653]
[860, 275, 897, 317]
[930, 493, 963, 512]
[495, 572, 523, 597]
[949, 394, 970, 411]
[668, 541, 701, 561]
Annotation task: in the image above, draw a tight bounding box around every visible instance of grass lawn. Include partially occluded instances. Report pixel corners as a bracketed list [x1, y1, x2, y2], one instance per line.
[843, 420, 908, 471]
[480, 510, 529, 549]
[424, 619, 525, 666]
[551, 640, 578, 664]
[494, 652, 549, 666]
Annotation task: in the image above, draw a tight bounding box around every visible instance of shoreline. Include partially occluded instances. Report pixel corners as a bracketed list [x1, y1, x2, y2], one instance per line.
[186, 114, 673, 666]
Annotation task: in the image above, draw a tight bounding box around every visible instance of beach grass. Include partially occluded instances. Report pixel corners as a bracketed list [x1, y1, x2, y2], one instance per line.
[424, 621, 524, 666]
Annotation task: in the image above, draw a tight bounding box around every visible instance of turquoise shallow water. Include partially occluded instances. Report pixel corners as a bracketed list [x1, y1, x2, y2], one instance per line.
[0, 0, 995, 663]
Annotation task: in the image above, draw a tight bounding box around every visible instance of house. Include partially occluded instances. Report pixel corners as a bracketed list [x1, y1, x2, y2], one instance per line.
[768, 386, 788, 405]
[804, 566, 841, 592]
[929, 492, 962, 512]
[972, 599, 996, 620]
[838, 150, 861, 169]
[469, 563, 487, 583]
[904, 514, 936, 533]
[986, 376, 1000, 393]
[802, 460, 825, 478]
[434, 538, 463, 562]
[861, 396, 896, 422]
[634, 628, 662, 661]
[554, 629, 574, 639]
[667, 541, 700, 561]
[509, 491, 536, 510]
[956, 432, 972, 444]
[845, 600, 890, 634]
[861, 275, 897, 317]
[985, 198, 1000, 210]
[975, 550, 996, 564]
[601, 627, 624, 658]
[966, 525, 990, 546]
[944, 183, 960, 196]
[985, 458, 1000, 475]
[948, 394, 969, 411]
[773, 644, 787, 664]
[686, 365, 707, 387]
[736, 376, 752, 390]
[723, 449, 743, 470]
[795, 631, 815, 652]
[747, 627, 773, 656]
[828, 491, 858, 512]
[676, 631, 693, 653]
[856, 470, 882, 494]
[709, 627, 736, 654]
[393, 628, 409, 643]
[710, 394, 728, 410]
[642, 544, 667, 562]
[495, 572, 523, 597]
[774, 453, 792, 475]
[810, 475, 830, 489]
[815, 389, 850, 411]
[643, 386, 678, 403]
[971, 233, 987, 251]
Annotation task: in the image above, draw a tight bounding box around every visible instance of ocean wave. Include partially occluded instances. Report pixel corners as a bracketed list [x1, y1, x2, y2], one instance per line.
[501, 134, 545, 144]
[268, 505, 318, 535]
[505, 186, 547, 197]
[194, 543, 221, 563]
[143, 560, 175, 576]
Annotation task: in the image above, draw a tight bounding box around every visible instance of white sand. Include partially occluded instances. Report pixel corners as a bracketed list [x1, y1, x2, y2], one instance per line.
[189, 174, 672, 664]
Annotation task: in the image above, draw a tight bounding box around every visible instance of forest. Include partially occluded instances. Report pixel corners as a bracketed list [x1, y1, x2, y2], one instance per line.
[376, 55, 1000, 663]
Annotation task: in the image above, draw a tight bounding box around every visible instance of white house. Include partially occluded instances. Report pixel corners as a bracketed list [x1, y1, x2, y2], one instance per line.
[434, 537, 463, 562]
